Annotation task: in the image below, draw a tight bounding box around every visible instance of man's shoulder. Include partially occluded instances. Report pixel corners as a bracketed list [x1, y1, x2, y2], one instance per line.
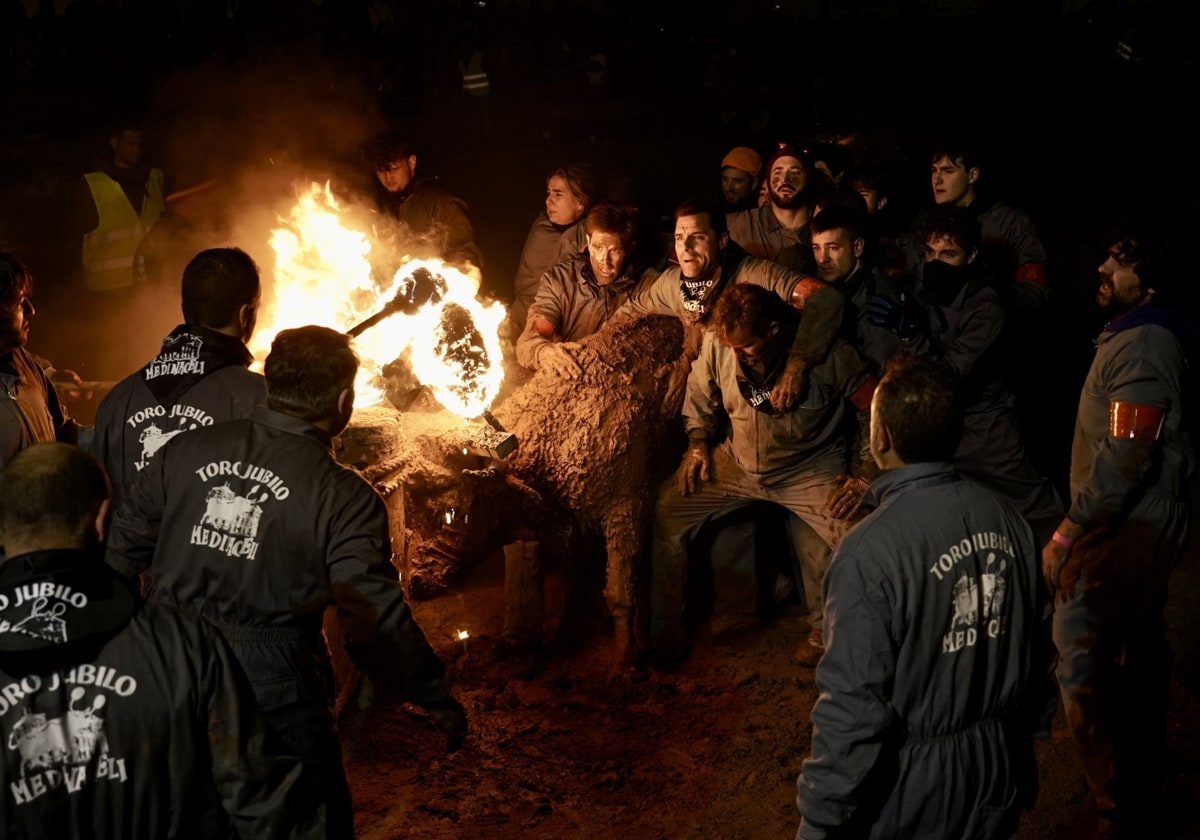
[201, 364, 267, 391]
[409, 178, 467, 209]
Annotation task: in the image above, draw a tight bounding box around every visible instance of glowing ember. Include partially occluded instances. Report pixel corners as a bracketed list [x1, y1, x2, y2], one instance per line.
[456, 629, 470, 642]
[254, 182, 505, 417]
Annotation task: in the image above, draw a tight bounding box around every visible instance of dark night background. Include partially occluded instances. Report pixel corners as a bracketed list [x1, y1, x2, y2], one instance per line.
[1, 0, 1197, 494]
[5, 4, 1200, 836]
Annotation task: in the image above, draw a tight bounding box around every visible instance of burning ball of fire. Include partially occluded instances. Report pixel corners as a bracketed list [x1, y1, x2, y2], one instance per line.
[253, 182, 506, 418]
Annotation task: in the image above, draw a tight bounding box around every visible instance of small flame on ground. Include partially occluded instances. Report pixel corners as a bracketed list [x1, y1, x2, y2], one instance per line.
[255, 182, 505, 417]
[456, 629, 470, 641]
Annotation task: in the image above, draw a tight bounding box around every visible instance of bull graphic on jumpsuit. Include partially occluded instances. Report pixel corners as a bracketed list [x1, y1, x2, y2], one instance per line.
[6, 688, 108, 776]
[951, 553, 1008, 629]
[200, 483, 265, 537]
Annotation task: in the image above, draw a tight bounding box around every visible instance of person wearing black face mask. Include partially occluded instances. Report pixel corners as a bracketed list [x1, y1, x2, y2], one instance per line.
[888, 206, 1063, 545]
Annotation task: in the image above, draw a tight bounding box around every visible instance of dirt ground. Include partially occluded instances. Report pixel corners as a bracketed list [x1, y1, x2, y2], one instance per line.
[340, 541, 1200, 840]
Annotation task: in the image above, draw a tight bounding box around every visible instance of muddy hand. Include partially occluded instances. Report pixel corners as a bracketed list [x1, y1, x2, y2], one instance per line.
[1041, 541, 1069, 597]
[49, 368, 93, 402]
[678, 444, 712, 496]
[539, 342, 583, 379]
[769, 360, 807, 412]
[826, 475, 869, 520]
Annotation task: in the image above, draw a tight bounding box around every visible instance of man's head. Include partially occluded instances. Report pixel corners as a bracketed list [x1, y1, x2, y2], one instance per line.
[918, 205, 980, 267]
[711, 283, 790, 367]
[1096, 225, 1181, 312]
[720, 146, 762, 208]
[810, 185, 869, 220]
[109, 120, 144, 169]
[930, 143, 981, 207]
[847, 165, 889, 215]
[765, 145, 810, 210]
[673, 199, 729, 281]
[181, 248, 261, 342]
[545, 164, 595, 226]
[869, 353, 962, 470]
[765, 143, 810, 210]
[810, 206, 866, 284]
[264, 326, 359, 435]
[0, 252, 34, 354]
[585, 203, 635, 286]
[372, 135, 418, 194]
[0, 443, 110, 557]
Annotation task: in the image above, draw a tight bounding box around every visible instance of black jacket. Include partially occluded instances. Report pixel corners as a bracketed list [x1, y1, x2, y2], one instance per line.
[0, 549, 318, 838]
[105, 406, 455, 711]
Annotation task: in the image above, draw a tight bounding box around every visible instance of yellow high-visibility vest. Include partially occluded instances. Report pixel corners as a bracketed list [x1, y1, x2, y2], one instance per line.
[81, 168, 165, 290]
[460, 52, 489, 97]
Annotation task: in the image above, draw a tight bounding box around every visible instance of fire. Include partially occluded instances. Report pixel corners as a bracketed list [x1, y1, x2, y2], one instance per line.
[253, 182, 506, 417]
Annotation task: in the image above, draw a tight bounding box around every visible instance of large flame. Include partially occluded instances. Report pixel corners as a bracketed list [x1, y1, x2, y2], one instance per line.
[253, 182, 506, 417]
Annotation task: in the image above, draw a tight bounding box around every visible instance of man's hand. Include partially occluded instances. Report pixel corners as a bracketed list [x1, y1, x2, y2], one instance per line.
[826, 475, 869, 520]
[538, 342, 583, 379]
[677, 443, 712, 496]
[428, 700, 468, 754]
[769, 356, 808, 412]
[864, 292, 921, 341]
[1042, 540, 1070, 597]
[47, 367, 93, 402]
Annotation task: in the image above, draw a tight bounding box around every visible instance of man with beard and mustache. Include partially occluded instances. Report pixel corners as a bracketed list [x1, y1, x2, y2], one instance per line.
[647, 283, 874, 667]
[86, 248, 267, 509]
[868, 206, 1062, 544]
[726, 143, 824, 273]
[0, 253, 78, 483]
[516, 203, 654, 378]
[1042, 226, 1194, 839]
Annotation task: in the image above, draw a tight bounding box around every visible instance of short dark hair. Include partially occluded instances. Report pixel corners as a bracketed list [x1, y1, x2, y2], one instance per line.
[264, 326, 359, 422]
[548, 164, 597, 209]
[181, 248, 260, 329]
[929, 140, 983, 175]
[811, 187, 869, 220]
[0, 252, 32, 307]
[586, 203, 637, 250]
[848, 164, 888, 196]
[811, 204, 867, 241]
[1107, 223, 1184, 304]
[370, 133, 417, 169]
[674, 199, 728, 237]
[874, 353, 962, 463]
[107, 117, 144, 140]
[711, 283, 790, 344]
[917, 205, 981, 254]
[0, 443, 110, 547]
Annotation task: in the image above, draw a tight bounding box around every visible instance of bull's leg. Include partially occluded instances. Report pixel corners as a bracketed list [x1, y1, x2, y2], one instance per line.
[603, 506, 643, 667]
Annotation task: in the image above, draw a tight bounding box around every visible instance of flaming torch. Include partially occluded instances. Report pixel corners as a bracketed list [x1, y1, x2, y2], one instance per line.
[255, 182, 507, 419]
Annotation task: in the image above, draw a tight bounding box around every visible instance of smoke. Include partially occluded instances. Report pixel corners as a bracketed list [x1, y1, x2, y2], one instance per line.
[139, 51, 391, 356]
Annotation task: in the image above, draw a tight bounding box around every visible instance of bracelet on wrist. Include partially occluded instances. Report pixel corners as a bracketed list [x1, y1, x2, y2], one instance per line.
[1051, 530, 1074, 550]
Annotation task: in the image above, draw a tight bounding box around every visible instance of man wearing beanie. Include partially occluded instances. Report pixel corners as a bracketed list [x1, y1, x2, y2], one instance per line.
[720, 146, 762, 214]
[727, 143, 823, 273]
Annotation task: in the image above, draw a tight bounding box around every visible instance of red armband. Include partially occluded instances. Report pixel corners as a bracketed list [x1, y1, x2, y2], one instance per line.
[1015, 262, 1047, 287]
[849, 375, 878, 411]
[532, 316, 558, 340]
[1109, 401, 1165, 441]
[790, 277, 826, 308]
